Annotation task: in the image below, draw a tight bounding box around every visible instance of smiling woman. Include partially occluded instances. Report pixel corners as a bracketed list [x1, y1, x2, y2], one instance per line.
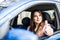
[27, 10, 54, 37]
[10, 2, 58, 38]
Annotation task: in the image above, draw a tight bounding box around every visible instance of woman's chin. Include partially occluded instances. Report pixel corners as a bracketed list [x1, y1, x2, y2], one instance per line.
[36, 22, 41, 24]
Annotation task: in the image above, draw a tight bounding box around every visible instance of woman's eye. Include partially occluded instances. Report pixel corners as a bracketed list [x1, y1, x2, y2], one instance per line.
[34, 15, 37, 17]
[39, 15, 41, 16]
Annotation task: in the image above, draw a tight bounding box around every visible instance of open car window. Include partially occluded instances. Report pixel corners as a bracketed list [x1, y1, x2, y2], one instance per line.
[17, 11, 31, 25]
[10, 11, 31, 29]
[10, 3, 59, 31]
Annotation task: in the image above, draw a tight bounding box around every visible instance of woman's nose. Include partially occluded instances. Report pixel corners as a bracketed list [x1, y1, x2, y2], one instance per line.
[37, 16, 40, 19]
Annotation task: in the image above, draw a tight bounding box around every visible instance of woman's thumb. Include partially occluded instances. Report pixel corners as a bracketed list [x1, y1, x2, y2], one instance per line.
[45, 20, 48, 25]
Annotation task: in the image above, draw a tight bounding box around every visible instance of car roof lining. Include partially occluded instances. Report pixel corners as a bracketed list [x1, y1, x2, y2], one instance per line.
[25, 3, 56, 11]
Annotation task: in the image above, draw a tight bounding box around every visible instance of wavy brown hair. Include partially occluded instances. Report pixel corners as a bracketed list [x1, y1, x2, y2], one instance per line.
[30, 10, 45, 33]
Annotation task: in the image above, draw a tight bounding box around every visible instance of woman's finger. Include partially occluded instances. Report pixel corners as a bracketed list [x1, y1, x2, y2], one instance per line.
[45, 20, 48, 25]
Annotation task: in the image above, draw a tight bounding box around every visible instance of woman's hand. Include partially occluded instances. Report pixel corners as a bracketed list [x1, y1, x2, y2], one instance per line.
[44, 20, 54, 36]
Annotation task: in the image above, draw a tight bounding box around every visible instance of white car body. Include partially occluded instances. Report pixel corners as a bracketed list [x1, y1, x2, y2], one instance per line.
[0, 0, 60, 39]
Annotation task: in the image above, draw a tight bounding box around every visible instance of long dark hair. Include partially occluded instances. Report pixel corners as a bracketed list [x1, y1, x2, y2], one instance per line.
[30, 10, 45, 33]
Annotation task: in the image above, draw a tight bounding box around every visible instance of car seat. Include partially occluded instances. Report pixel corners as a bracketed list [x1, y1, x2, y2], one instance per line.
[20, 17, 30, 30]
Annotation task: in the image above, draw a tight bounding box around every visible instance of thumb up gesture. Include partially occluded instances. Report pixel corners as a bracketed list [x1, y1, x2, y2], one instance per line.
[44, 20, 53, 36]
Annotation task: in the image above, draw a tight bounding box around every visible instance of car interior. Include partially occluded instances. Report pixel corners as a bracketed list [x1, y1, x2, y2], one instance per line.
[10, 3, 60, 39]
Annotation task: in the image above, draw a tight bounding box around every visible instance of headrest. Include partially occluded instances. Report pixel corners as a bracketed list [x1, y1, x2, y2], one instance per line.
[22, 17, 30, 26]
[42, 12, 52, 24]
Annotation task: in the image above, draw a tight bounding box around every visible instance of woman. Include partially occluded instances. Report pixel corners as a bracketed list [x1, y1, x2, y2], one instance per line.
[27, 10, 54, 37]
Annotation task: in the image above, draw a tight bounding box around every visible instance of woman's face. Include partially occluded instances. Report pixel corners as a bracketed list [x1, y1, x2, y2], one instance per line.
[33, 11, 42, 24]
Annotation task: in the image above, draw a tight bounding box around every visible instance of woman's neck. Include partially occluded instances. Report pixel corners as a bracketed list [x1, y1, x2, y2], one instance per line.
[35, 23, 39, 27]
